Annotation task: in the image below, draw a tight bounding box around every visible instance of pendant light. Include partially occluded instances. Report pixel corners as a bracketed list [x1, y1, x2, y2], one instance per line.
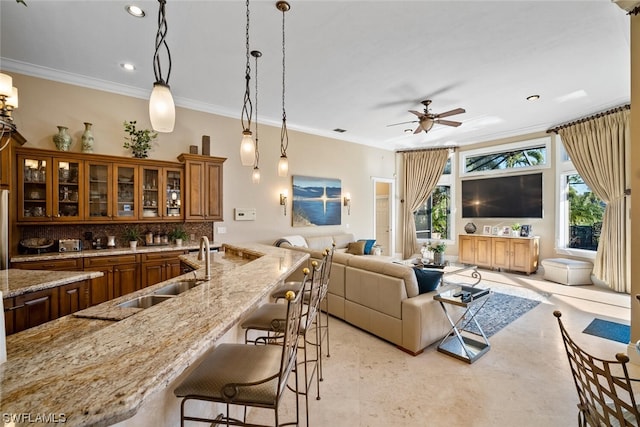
[277, 1, 290, 177]
[149, 0, 175, 133]
[240, 0, 255, 166]
[251, 50, 262, 184]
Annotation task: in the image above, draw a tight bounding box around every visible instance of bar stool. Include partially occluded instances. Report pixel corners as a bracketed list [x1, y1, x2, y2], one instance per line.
[173, 276, 307, 427]
[242, 262, 324, 427]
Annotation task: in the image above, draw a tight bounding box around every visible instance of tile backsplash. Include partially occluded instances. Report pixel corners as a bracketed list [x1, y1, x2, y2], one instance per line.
[18, 222, 214, 249]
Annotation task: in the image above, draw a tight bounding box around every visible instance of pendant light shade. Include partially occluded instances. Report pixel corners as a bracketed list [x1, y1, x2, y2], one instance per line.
[149, 0, 175, 133]
[149, 82, 175, 133]
[240, 130, 255, 166]
[278, 155, 289, 177]
[0, 73, 12, 97]
[252, 166, 261, 184]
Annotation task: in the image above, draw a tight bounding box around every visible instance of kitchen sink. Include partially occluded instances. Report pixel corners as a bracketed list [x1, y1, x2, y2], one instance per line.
[116, 294, 175, 309]
[152, 279, 206, 296]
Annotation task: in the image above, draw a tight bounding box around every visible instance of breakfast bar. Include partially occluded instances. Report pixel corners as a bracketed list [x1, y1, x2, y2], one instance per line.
[0, 243, 308, 427]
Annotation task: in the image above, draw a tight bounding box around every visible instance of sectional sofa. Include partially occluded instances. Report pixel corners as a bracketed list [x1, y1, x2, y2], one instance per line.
[275, 233, 459, 355]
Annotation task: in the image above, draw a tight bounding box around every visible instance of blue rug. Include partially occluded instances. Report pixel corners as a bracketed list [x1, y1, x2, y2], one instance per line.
[463, 292, 541, 338]
[582, 318, 630, 344]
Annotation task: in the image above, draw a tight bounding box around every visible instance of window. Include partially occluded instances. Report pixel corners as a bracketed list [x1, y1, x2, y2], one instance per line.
[562, 173, 604, 251]
[556, 143, 604, 255]
[461, 137, 550, 176]
[415, 185, 451, 240]
[414, 157, 454, 241]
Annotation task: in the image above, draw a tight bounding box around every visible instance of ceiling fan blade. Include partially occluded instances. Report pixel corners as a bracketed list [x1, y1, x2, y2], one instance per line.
[436, 119, 462, 127]
[408, 110, 425, 118]
[413, 125, 423, 134]
[386, 120, 418, 127]
[435, 108, 465, 118]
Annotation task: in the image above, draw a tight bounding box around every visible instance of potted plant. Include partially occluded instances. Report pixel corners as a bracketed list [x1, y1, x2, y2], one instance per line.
[123, 120, 158, 158]
[168, 226, 189, 246]
[122, 226, 142, 249]
[511, 223, 521, 237]
[428, 241, 446, 265]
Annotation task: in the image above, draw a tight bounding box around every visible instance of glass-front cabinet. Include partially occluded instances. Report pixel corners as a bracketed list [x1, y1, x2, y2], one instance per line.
[140, 166, 183, 220]
[86, 161, 112, 220]
[114, 164, 138, 221]
[17, 154, 51, 222]
[53, 159, 83, 221]
[165, 168, 182, 219]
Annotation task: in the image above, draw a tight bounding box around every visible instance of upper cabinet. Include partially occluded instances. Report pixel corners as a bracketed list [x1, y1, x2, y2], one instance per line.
[15, 147, 187, 224]
[0, 131, 26, 188]
[178, 153, 226, 222]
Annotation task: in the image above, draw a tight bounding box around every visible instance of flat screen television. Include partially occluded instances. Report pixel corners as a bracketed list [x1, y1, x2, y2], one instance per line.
[461, 173, 543, 218]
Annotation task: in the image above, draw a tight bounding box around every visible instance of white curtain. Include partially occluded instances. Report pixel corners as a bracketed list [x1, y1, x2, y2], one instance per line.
[401, 149, 450, 259]
[558, 109, 630, 292]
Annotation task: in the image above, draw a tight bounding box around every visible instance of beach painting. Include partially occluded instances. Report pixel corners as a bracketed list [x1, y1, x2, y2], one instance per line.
[292, 175, 342, 227]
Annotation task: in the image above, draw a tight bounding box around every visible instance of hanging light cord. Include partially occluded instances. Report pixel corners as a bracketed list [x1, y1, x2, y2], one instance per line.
[241, 0, 253, 132]
[253, 51, 260, 167]
[153, 0, 172, 85]
[279, 5, 289, 157]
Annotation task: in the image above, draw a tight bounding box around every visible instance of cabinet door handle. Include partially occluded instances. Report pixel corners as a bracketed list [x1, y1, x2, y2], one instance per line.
[5, 304, 25, 311]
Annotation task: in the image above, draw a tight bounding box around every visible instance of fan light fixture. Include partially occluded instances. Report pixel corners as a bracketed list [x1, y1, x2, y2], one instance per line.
[277, 1, 290, 177]
[240, 0, 255, 166]
[251, 50, 262, 184]
[149, 0, 175, 133]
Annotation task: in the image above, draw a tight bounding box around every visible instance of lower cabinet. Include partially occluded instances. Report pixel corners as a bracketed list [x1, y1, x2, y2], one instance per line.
[4, 287, 59, 335]
[83, 254, 140, 304]
[140, 250, 189, 288]
[58, 280, 89, 316]
[458, 234, 539, 274]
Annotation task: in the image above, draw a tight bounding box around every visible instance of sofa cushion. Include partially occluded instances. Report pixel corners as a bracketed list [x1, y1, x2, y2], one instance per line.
[282, 235, 308, 248]
[347, 256, 419, 298]
[332, 233, 356, 249]
[346, 241, 367, 255]
[413, 268, 443, 294]
[305, 235, 335, 251]
[358, 239, 377, 255]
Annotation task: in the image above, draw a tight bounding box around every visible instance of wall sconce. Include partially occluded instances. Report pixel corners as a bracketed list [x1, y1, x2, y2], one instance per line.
[280, 190, 288, 216]
[343, 193, 351, 215]
[0, 72, 19, 132]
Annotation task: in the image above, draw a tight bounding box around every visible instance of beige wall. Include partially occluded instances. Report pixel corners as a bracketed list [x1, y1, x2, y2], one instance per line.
[9, 73, 397, 245]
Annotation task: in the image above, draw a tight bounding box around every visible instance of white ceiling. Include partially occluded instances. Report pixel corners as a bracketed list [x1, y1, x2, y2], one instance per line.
[0, 0, 631, 152]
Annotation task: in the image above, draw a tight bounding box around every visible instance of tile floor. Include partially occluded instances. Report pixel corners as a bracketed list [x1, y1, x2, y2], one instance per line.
[246, 268, 636, 426]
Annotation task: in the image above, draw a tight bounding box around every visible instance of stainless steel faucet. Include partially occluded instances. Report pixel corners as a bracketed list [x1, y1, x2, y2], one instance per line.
[198, 236, 211, 280]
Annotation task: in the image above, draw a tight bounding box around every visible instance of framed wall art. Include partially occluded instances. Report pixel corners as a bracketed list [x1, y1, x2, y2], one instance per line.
[292, 175, 342, 227]
[520, 224, 531, 237]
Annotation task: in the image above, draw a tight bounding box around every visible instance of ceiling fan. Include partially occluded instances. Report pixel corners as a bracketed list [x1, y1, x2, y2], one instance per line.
[387, 100, 465, 134]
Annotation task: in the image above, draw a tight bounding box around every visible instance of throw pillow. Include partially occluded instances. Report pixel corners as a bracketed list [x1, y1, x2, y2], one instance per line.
[346, 241, 366, 255]
[357, 239, 376, 255]
[413, 267, 443, 294]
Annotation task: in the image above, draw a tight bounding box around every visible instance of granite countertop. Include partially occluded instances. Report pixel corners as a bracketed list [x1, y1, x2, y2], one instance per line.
[0, 269, 104, 298]
[0, 243, 308, 427]
[9, 241, 224, 263]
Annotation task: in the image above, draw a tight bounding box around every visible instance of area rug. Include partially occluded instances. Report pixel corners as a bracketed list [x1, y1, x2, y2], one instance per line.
[462, 292, 541, 337]
[582, 318, 630, 344]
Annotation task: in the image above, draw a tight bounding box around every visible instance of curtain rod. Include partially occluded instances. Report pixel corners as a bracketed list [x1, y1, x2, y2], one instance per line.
[396, 146, 457, 154]
[546, 104, 630, 134]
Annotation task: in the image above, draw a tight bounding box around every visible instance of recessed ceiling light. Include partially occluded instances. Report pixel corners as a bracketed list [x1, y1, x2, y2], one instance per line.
[404, 128, 413, 134]
[120, 63, 136, 71]
[126, 5, 145, 18]
[333, 128, 346, 133]
[526, 95, 540, 101]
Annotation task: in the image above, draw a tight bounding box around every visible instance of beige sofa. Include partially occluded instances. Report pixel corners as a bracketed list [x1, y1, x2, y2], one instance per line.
[276, 233, 458, 355]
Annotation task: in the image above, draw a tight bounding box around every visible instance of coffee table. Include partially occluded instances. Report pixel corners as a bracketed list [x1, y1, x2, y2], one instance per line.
[434, 285, 492, 364]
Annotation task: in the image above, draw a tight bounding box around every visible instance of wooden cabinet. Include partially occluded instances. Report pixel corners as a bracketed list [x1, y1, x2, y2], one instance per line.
[178, 153, 226, 221]
[4, 287, 59, 335]
[58, 280, 89, 316]
[140, 166, 183, 220]
[491, 237, 539, 274]
[458, 234, 493, 268]
[458, 234, 539, 274]
[11, 257, 83, 271]
[85, 160, 113, 220]
[83, 254, 140, 304]
[140, 250, 189, 288]
[1, 131, 25, 188]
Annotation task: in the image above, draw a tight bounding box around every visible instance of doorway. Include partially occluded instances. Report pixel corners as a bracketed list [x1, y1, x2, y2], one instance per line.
[372, 177, 395, 257]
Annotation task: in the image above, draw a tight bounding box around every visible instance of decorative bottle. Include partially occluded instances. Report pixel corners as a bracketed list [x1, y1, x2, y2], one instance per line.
[81, 122, 94, 153]
[53, 126, 72, 151]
